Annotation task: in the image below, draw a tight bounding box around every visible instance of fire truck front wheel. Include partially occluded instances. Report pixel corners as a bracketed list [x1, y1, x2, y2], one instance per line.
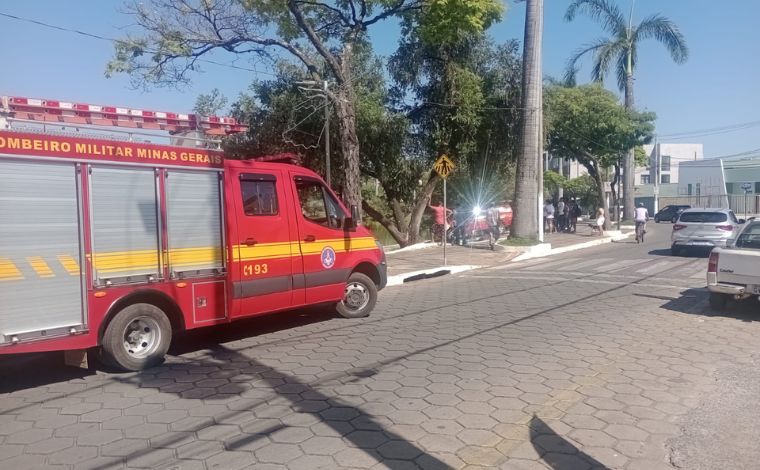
[337, 272, 378, 319]
[101, 303, 173, 371]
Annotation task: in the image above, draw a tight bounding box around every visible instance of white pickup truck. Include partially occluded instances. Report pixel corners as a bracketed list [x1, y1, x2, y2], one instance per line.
[707, 219, 760, 309]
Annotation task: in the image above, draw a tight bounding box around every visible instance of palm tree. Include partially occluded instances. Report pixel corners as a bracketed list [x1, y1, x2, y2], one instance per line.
[564, 0, 688, 220]
[512, 0, 544, 240]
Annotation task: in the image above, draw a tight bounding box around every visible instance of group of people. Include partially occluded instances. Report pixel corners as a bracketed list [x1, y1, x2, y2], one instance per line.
[543, 197, 582, 234]
[427, 198, 502, 248]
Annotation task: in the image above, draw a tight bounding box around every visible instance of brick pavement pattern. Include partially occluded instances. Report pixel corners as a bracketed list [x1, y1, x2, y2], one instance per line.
[1, 242, 759, 469]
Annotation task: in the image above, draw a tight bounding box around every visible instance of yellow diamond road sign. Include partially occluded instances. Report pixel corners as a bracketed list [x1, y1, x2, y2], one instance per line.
[433, 154, 455, 179]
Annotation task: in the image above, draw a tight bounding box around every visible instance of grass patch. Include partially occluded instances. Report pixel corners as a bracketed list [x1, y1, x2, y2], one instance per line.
[499, 237, 541, 247]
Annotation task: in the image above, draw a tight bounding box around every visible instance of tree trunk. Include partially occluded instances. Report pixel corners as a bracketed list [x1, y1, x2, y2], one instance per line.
[362, 201, 408, 246]
[512, 0, 544, 239]
[407, 172, 439, 245]
[611, 162, 620, 221]
[622, 55, 636, 221]
[333, 91, 362, 212]
[592, 169, 609, 230]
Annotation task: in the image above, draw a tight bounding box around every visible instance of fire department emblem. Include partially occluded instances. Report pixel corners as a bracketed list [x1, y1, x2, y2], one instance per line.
[321, 247, 336, 269]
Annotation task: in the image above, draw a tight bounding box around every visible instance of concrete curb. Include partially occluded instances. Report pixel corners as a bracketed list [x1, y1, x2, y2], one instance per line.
[386, 265, 482, 286]
[513, 231, 633, 262]
[386, 242, 438, 255]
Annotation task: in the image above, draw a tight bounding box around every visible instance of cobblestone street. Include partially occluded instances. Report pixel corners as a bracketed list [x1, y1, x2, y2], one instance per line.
[1, 225, 759, 469]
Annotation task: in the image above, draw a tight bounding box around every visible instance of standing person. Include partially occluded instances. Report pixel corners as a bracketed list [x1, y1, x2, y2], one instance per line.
[594, 208, 606, 236]
[486, 203, 501, 250]
[428, 197, 452, 245]
[569, 198, 580, 233]
[543, 200, 555, 233]
[556, 198, 566, 233]
[634, 203, 650, 243]
[453, 206, 469, 246]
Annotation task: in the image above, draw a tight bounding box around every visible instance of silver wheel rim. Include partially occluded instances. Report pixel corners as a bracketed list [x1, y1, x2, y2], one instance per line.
[342, 282, 370, 312]
[122, 316, 161, 359]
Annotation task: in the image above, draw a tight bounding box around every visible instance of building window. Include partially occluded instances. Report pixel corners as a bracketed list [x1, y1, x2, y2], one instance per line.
[696, 183, 701, 196]
[661, 175, 671, 184]
[640, 175, 650, 185]
[661, 155, 671, 172]
[756, 182, 760, 194]
[241, 176, 278, 216]
[687, 184, 693, 195]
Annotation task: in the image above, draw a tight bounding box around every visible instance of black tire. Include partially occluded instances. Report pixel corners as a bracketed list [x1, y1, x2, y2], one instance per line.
[336, 272, 378, 319]
[101, 303, 172, 371]
[709, 292, 729, 310]
[654, 216, 660, 223]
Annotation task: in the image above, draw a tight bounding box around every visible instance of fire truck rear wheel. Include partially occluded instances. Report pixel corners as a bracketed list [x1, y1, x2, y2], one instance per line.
[337, 272, 377, 319]
[101, 303, 172, 371]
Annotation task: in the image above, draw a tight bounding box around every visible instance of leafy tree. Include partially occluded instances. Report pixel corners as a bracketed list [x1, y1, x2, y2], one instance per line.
[107, 0, 428, 211]
[544, 85, 654, 228]
[543, 170, 566, 199]
[564, 0, 688, 220]
[193, 88, 228, 116]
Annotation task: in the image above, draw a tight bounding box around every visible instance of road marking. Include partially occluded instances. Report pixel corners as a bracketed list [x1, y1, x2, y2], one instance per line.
[634, 260, 680, 275]
[26, 256, 55, 278]
[0, 258, 23, 281]
[556, 258, 613, 270]
[57, 255, 80, 276]
[593, 258, 647, 273]
[521, 257, 585, 271]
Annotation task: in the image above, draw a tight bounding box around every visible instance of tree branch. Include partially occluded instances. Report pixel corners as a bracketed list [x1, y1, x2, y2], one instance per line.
[287, 0, 345, 83]
[362, 201, 407, 246]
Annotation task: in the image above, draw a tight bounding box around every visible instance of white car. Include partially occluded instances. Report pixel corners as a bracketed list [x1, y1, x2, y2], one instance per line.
[706, 219, 760, 309]
[671, 208, 745, 256]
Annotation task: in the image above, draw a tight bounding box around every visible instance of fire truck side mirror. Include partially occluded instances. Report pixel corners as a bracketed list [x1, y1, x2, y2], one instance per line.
[345, 204, 360, 232]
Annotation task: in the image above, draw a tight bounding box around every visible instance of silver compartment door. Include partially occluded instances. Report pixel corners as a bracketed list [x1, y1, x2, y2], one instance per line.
[0, 160, 84, 343]
[90, 166, 160, 284]
[165, 170, 224, 277]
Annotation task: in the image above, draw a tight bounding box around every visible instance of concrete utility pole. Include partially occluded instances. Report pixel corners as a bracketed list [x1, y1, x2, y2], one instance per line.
[653, 138, 660, 213]
[512, 0, 545, 240]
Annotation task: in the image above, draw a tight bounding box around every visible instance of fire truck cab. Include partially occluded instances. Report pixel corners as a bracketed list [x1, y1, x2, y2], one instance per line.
[0, 96, 386, 371]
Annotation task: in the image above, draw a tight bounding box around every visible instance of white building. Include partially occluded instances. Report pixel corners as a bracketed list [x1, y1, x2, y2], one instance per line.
[635, 143, 703, 185]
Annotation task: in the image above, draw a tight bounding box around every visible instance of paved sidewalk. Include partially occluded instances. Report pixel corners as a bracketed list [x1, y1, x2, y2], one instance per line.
[387, 224, 631, 281]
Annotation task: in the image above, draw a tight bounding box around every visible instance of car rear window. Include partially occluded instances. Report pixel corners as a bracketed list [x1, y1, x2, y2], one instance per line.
[736, 222, 760, 249]
[679, 212, 728, 223]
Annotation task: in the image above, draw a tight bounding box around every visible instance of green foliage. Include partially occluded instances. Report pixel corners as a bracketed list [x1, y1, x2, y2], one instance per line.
[564, 0, 689, 92]
[193, 89, 228, 116]
[545, 85, 655, 170]
[420, 0, 505, 46]
[564, 175, 600, 210]
[543, 170, 567, 197]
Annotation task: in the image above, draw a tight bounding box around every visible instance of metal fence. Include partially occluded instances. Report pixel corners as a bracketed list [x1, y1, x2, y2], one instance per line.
[659, 194, 760, 218]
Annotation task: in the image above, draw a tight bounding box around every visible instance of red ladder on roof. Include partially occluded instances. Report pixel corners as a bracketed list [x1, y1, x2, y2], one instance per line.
[1, 95, 247, 136]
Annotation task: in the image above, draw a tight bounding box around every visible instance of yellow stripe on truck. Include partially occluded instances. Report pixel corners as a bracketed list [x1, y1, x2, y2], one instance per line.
[92, 250, 160, 274]
[168, 247, 224, 268]
[0, 258, 23, 281]
[57, 254, 80, 276]
[27, 256, 55, 278]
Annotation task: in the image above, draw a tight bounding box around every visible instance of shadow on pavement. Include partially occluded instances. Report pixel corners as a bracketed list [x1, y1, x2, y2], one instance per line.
[90, 344, 451, 470]
[658, 288, 760, 322]
[0, 305, 336, 396]
[530, 415, 608, 470]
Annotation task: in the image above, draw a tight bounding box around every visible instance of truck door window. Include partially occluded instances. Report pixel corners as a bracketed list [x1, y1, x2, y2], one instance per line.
[295, 178, 345, 228]
[241, 174, 278, 216]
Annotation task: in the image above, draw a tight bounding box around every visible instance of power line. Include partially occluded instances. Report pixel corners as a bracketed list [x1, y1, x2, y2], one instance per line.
[0, 11, 279, 77]
[659, 119, 760, 139]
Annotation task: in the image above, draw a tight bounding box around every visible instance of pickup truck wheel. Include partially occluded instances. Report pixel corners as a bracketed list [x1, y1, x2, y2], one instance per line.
[709, 292, 729, 310]
[336, 272, 377, 319]
[101, 303, 172, 371]
[654, 216, 660, 223]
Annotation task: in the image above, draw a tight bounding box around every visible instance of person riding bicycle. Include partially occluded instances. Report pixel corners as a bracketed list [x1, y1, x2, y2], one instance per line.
[634, 203, 649, 243]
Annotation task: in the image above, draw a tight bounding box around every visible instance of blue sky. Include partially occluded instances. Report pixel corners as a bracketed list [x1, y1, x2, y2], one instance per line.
[1, 0, 758, 158]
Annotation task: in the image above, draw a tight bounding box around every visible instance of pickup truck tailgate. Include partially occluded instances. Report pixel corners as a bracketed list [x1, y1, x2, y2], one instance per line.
[717, 248, 760, 286]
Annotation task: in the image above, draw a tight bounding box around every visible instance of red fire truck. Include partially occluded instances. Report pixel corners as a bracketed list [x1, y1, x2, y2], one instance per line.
[0, 96, 386, 371]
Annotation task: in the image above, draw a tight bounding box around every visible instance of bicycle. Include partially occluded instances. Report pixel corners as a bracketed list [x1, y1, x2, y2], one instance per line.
[635, 220, 647, 243]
